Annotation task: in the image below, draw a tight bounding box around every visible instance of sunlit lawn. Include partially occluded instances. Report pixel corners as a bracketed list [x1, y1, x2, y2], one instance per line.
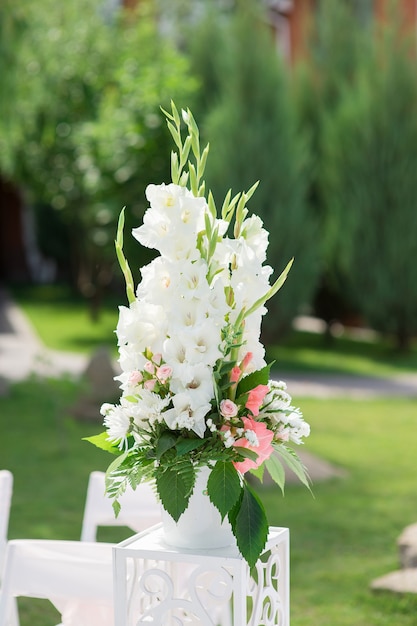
[1, 376, 417, 625]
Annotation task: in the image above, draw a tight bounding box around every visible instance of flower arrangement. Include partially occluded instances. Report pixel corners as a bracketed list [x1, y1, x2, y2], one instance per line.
[87, 102, 310, 567]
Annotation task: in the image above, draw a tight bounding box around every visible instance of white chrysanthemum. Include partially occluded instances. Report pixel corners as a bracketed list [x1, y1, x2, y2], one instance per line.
[288, 419, 311, 445]
[129, 389, 171, 429]
[163, 392, 211, 438]
[101, 403, 131, 449]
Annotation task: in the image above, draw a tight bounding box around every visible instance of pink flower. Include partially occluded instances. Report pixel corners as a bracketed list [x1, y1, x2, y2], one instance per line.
[144, 361, 155, 374]
[144, 379, 156, 391]
[245, 384, 269, 417]
[230, 366, 241, 383]
[241, 352, 253, 371]
[157, 365, 173, 382]
[153, 353, 162, 365]
[233, 417, 274, 474]
[128, 370, 143, 385]
[220, 399, 238, 418]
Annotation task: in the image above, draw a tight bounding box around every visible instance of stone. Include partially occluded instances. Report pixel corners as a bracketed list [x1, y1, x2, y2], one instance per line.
[69, 347, 120, 422]
[370, 569, 417, 594]
[398, 523, 417, 569]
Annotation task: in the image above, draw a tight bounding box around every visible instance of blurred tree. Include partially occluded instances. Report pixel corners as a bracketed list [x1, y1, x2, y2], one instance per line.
[293, 0, 370, 333]
[322, 20, 417, 351]
[0, 0, 197, 317]
[203, 0, 319, 340]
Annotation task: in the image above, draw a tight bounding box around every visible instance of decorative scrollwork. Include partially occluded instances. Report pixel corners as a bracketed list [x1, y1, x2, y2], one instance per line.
[247, 547, 285, 626]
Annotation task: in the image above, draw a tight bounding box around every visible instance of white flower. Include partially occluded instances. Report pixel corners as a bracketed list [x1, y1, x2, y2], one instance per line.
[101, 404, 131, 449]
[116, 300, 166, 355]
[170, 362, 214, 406]
[130, 389, 171, 429]
[132, 184, 207, 261]
[136, 257, 179, 305]
[240, 214, 269, 263]
[245, 429, 259, 447]
[163, 393, 211, 438]
[182, 320, 223, 366]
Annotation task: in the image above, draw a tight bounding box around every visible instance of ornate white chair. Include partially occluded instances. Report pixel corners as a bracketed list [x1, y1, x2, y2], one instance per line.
[0, 470, 13, 575]
[0, 538, 114, 626]
[0, 471, 162, 626]
[80, 471, 161, 542]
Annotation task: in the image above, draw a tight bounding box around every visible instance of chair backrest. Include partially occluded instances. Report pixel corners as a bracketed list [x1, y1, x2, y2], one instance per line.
[0, 470, 13, 574]
[80, 471, 161, 542]
[0, 539, 114, 626]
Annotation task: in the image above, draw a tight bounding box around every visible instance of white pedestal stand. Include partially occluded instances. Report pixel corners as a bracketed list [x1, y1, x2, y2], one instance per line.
[113, 524, 289, 625]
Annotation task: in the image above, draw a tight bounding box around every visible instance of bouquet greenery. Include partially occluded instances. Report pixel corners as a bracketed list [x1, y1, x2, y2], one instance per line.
[87, 102, 310, 567]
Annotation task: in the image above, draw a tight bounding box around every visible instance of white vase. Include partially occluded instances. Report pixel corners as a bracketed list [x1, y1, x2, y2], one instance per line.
[161, 466, 235, 550]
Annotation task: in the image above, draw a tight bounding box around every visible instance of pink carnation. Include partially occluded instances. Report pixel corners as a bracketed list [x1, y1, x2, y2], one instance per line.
[245, 384, 269, 416]
[241, 352, 253, 370]
[230, 366, 241, 383]
[233, 417, 274, 474]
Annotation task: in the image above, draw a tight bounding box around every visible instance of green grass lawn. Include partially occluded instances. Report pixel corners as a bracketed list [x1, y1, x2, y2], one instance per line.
[1, 376, 417, 625]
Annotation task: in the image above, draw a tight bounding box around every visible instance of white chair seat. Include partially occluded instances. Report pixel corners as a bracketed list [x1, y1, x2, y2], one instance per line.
[81, 471, 161, 542]
[0, 539, 115, 626]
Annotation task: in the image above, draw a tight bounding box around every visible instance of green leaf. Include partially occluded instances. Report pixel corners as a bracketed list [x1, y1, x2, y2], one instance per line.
[156, 463, 195, 521]
[175, 437, 207, 456]
[275, 445, 312, 491]
[234, 447, 259, 462]
[207, 461, 242, 520]
[115, 208, 135, 304]
[156, 432, 177, 460]
[249, 464, 264, 483]
[236, 364, 271, 397]
[229, 482, 268, 568]
[265, 453, 286, 494]
[83, 432, 120, 455]
[243, 258, 294, 319]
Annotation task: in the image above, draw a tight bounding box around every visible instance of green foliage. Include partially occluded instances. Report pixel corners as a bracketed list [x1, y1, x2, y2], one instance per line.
[207, 461, 241, 520]
[0, 0, 197, 303]
[293, 0, 371, 324]
[321, 19, 417, 350]
[156, 461, 195, 521]
[4, 378, 417, 623]
[202, 0, 320, 339]
[229, 481, 269, 569]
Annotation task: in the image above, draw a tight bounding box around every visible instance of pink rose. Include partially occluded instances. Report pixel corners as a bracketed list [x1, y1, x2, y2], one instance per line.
[220, 399, 238, 418]
[245, 384, 269, 416]
[157, 365, 173, 382]
[153, 353, 162, 365]
[144, 361, 155, 374]
[128, 370, 143, 385]
[233, 417, 274, 474]
[144, 379, 156, 391]
[230, 366, 241, 383]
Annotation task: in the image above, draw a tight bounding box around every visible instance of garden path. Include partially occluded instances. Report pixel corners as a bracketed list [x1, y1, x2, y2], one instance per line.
[1, 286, 417, 398]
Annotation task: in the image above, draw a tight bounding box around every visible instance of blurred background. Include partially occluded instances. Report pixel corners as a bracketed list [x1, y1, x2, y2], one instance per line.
[1, 1, 417, 624]
[1, 0, 417, 351]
